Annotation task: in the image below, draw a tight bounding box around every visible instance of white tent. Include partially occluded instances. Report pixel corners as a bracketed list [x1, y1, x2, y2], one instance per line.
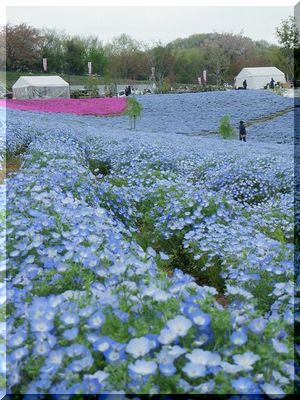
[234, 67, 286, 90]
[12, 76, 70, 99]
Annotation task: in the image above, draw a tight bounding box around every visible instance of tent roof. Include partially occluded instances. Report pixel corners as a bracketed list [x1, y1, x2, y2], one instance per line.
[13, 76, 69, 88]
[236, 67, 284, 77]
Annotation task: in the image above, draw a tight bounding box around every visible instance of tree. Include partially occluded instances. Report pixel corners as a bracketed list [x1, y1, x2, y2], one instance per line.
[149, 43, 176, 91]
[5, 23, 42, 71]
[203, 42, 230, 86]
[125, 97, 143, 130]
[84, 36, 108, 76]
[106, 34, 146, 80]
[63, 37, 86, 75]
[0, 26, 5, 71]
[170, 32, 258, 85]
[174, 48, 204, 84]
[39, 28, 66, 73]
[275, 16, 300, 80]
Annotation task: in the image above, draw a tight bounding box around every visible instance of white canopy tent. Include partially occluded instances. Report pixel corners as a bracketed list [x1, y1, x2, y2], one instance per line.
[12, 76, 70, 99]
[234, 67, 286, 90]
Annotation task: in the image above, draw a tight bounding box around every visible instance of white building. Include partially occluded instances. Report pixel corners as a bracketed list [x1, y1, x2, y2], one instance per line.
[234, 67, 286, 90]
[12, 76, 70, 99]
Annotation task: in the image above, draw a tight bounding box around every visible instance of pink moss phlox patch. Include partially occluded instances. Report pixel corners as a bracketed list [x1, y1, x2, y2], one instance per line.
[0, 98, 128, 116]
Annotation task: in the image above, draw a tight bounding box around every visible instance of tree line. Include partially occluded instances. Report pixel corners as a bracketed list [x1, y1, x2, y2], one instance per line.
[0, 17, 299, 86]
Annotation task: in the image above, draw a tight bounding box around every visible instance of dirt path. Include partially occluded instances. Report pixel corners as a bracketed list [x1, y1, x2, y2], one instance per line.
[176, 105, 294, 137]
[0, 156, 22, 184]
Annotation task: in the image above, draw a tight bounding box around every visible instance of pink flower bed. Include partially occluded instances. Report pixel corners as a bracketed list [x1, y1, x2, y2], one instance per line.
[0, 97, 128, 116]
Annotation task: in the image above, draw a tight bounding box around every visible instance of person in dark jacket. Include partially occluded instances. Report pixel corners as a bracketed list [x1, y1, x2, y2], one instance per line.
[270, 77, 275, 89]
[243, 79, 247, 90]
[239, 121, 247, 142]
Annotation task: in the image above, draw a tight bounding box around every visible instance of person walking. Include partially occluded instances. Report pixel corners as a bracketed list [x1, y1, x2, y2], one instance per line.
[270, 77, 275, 89]
[243, 79, 247, 90]
[239, 121, 247, 142]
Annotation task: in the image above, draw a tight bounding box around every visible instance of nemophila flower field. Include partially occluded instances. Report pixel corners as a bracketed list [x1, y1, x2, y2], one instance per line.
[0, 90, 296, 396]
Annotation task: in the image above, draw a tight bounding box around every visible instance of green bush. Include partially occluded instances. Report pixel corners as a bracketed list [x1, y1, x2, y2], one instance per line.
[219, 115, 236, 139]
[161, 80, 172, 94]
[84, 76, 100, 97]
[88, 159, 111, 176]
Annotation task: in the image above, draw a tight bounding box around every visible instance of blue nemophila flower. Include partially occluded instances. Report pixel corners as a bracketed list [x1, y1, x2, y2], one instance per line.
[194, 379, 215, 394]
[7, 370, 21, 387]
[231, 377, 260, 394]
[158, 328, 177, 345]
[63, 327, 79, 341]
[272, 370, 290, 386]
[8, 328, 27, 348]
[48, 349, 65, 365]
[66, 382, 86, 395]
[10, 346, 29, 362]
[230, 330, 248, 346]
[194, 329, 213, 347]
[60, 311, 79, 326]
[35, 374, 53, 391]
[283, 309, 293, 325]
[159, 362, 177, 376]
[151, 288, 171, 302]
[232, 351, 260, 371]
[248, 317, 267, 334]
[182, 362, 207, 379]
[159, 251, 169, 260]
[68, 352, 93, 372]
[103, 342, 126, 363]
[79, 305, 96, 318]
[126, 337, 153, 358]
[260, 383, 286, 399]
[67, 343, 89, 358]
[93, 336, 114, 352]
[33, 341, 51, 356]
[31, 318, 54, 333]
[82, 376, 102, 394]
[178, 378, 192, 392]
[146, 247, 156, 257]
[113, 309, 129, 323]
[182, 301, 200, 317]
[220, 361, 244, 374]
[128, 360, 157, 377]
[144, 333, 159, 350]
[86, 311, 106, 329]
[157, 348, 174, 365]
[190, 310, 211, 328]
[276, 329, 288, 341]
[271, 338, 289, 354]
[84, 370, 109, 385]
[167, 345, 187, 359]
[166, 315, 192, 337]
[186, 349, 221, 366]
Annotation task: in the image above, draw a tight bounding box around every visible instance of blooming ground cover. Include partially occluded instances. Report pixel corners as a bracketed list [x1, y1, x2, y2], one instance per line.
[0, 97, 127, 116]
[0, 90, 297, 396]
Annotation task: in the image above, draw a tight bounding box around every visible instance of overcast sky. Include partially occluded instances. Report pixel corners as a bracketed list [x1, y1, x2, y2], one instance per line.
[6, 5, 294, 45]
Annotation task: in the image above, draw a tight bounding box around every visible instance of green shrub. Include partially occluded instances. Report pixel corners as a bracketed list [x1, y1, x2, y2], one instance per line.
[161, 80, 172, 94]
[219, 115, 235, 139]
[88, 159, 111, 176]
[84, 76, 100, 97]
